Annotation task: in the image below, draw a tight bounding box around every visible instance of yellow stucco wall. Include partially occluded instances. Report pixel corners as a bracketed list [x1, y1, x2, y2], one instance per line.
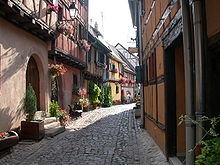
[109, 58, 122, 101]
[110, 83, 121, 101]
[109, 59, 121, 80]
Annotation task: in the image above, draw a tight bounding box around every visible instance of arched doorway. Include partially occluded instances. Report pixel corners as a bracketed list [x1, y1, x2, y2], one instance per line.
[26, 56, 40, 111]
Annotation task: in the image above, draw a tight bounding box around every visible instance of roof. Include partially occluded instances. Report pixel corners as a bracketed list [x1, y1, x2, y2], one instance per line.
[88, 26, 111, 53]
[115, 43, 139, 71]
[128, 0, 137, 27]
[105, 42, 124, 63]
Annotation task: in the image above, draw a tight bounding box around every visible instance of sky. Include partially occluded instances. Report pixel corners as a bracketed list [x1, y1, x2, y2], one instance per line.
[89, 0, 136, 49]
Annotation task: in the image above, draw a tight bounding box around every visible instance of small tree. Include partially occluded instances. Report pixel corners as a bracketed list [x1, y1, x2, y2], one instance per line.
[88, 82, 101, 104]
[25, 84, 37, 121]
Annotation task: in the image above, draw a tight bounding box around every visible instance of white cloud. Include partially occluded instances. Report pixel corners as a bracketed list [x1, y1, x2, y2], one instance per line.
[89, 0, 136, 48]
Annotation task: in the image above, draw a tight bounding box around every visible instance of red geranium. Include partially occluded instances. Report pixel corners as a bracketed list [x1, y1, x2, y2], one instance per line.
[0, 132, 9, 139]
[48, 64, 67, 78]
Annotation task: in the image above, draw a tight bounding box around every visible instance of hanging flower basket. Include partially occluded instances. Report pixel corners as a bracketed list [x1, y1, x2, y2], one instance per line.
[57, 23, 76, 39]
[77, 39, 91, 52]
[47, 5, 59, 14]
[48, 64, 67, 78]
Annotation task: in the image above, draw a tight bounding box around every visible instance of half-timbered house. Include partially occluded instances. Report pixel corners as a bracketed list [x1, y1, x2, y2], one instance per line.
[0, 0, 56, 131]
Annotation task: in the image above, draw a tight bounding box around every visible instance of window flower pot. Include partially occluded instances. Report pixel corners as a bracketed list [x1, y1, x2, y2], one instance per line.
[0, 131, 19, 151]
[21, 120, 45, 140]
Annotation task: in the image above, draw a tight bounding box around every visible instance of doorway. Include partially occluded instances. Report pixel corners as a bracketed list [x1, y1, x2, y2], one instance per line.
[165, 37, 186, 160]
[26, 56, 40, 111]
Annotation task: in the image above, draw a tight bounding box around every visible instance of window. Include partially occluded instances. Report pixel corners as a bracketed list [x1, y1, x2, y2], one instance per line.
[78, 24, 86, 40]
[143, 59, 148, 83]
[112, 63, 116, 70]
[148, 51, 156, 82]
[95, 51, 105, 64]
[73, 74, 78, 87]
[98, 52, 104, 64]
[109, 63, 115, 70]
[88, 49, 91, 63]
[116, 86, 119, 94]
[58, 7, 63, 22]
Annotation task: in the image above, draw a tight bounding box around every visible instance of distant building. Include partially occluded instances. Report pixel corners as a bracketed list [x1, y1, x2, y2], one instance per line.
[84, 25, 110, 87]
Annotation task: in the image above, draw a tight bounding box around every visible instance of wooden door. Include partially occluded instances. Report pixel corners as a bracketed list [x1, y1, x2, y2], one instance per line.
[26, 56, 40, 111]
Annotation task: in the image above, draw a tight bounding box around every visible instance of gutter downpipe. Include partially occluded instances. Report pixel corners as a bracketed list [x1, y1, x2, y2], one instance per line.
[136, 0, 144, 128]
[180, 0, 195, 164]
[192, 0, 205, 144]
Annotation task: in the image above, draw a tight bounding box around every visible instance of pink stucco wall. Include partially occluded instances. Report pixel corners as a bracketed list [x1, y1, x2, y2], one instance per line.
[48, 59, 81, 110]
[0, 18, 49, 131]
[61, 66, 81, 110]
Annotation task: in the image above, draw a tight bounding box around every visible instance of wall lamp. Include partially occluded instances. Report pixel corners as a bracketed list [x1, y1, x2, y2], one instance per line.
[60, 2, 78, 22]
[69, 2, 78, 20]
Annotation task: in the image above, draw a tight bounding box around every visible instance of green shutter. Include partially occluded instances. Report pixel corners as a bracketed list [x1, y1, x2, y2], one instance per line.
[135, 66, 142, 83]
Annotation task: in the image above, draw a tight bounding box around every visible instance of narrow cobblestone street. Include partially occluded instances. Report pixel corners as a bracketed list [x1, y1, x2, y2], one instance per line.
[0, 104, 168, 165]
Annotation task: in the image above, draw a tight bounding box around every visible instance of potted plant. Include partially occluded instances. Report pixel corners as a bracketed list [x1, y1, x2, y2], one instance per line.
[79, 98, 90, 112]
[21, 84, 45, 140]
[0, 131, 19, 152]
[57, 108, 70, 126]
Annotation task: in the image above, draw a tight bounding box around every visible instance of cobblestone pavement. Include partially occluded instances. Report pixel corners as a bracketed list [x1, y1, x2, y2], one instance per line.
[0, 104, 168, 165]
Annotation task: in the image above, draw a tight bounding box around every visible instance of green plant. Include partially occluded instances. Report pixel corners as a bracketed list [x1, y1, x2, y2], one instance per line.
[88, 82, 101, 104]
[49, 101, 60, 117]
[25, 84, 37, 121]
[179, 115, 220, 165]
[196, 137, 220, 165]
[102, 85, 113, 107]
[99, 89, 105, 105]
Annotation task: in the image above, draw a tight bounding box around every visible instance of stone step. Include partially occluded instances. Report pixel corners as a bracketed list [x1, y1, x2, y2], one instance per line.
[44, 121, 60, 130]
[44, 117, 57, 125]
[34, 111, 46, 120]
[45, 126, 65, 137]
[169, 157, 183, 165]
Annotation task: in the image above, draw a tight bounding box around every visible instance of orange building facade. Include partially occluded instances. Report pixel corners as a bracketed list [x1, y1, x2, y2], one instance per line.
[129, 0, 220, 163]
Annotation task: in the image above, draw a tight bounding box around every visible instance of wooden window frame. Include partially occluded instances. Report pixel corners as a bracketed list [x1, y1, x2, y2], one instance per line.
[148, 50, 157, 83]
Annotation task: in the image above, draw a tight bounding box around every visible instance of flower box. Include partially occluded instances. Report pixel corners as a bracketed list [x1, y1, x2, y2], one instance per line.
[0, 131, 19, 151]
[111, 69, 119, 73]
[47, 5, 59, 14]
[21, 120, 45, 140]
